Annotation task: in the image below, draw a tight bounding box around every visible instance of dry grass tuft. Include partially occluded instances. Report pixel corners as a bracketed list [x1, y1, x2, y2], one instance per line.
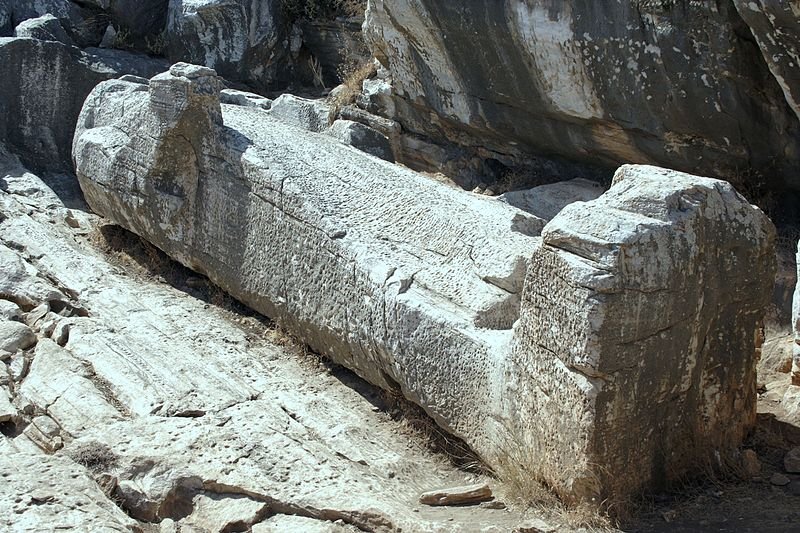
[328, 60, 376, 116]
[89, 224, 177, 285]
[281, 0, 366, 21]
[69, 441, 118, 473]
[492, 432, 616, 530]
[377, 386, 486, 474]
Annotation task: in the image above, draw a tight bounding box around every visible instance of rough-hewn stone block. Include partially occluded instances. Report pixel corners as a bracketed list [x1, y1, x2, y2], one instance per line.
[73, 64, 775, 503]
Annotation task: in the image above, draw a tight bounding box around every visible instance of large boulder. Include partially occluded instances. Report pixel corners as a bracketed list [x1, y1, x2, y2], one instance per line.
[165, 0, 291, 91]
[13, 14, 72, 44]
[505, 165, 775, 501]
[363, 0, 800, 192]
[0, 37, 167, 173]
[73, 64, 775, 503]
[5, 0, 107, 46]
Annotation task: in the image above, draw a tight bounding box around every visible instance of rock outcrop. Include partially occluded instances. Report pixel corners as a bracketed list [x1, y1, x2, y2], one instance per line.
[734, 0, 800, 124]
[2, 0, 107, 46]
[0, 36, 166, 174]
[165, 0, 291, 92]
[362, 0, 800, 191]
[73, 64, 775, 503]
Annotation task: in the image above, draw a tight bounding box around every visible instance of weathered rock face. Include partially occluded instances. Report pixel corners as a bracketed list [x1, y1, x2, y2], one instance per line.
[505, 165, 775, 501]
[13, 14, 72, 44]
[734, 0, 800, 124]
[362, 0, 800, 191]
[0, 37, 166, 173]
[166, 0, 291, 92]
[3, 0, 107, 46]
[73, 64, 775, 502]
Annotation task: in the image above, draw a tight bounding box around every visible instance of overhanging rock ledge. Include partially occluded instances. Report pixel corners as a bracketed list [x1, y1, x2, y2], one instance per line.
[72, 63, 776, 503]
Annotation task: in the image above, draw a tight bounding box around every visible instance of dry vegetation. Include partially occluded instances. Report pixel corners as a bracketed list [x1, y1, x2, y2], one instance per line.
[281, 0, 366, 20]
[328, 60, 376, 114]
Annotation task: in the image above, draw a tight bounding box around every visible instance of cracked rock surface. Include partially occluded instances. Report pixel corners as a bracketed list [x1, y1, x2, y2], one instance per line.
[0, 145, 538, 532]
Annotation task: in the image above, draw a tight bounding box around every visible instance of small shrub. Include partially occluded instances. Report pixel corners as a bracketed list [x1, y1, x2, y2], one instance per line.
[69, 442, 118, 472]
[145, 31, 168, 57]
[112, 28, 132, 50]
[308, 56, 325, 89]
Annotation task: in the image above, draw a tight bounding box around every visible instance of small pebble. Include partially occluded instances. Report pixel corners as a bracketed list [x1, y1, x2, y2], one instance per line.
[770, 472, 791, 486]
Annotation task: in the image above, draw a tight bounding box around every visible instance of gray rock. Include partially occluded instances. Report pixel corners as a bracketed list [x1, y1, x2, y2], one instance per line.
[0, 300, 21, 321]
[73, 66, 775, 503]
[0, 453, 138, 531]
[0, 243, 66, 310]
[6, 0, 106, 47]
[0, 320, 36, 352]
[771, 472, 791, 486]
[220, 88, 272, 110]
[419, 483, 492, 506]
[0, 37, 167, 173]
[359, 77, 395, 116]
[19, 339, 123, 435]
[13, 14, 72, 44]
[8, 351, 30, 382]
[0, 386, 17, 423]
[326, 119, 394, 161]
[118, 74, 149, 84]
[760, 333, 793, 374]
[269, 93, 332, 132]
[733, 0, 800, 123]
[498, 178, 605, 221]
[23, 415, 64, 452]
[504, 165, 775, 502]
[166, 0, 290, 91]
[363, 1, 800, 191]
[785, 446, 800, 473]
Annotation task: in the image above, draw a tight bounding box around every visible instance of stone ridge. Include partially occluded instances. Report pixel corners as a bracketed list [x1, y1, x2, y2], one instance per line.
[73, 63, 776, 504]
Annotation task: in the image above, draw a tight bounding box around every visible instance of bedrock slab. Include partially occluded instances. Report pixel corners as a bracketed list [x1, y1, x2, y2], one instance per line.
[0, 149, 532, 532]
[73, 64, 775, 503]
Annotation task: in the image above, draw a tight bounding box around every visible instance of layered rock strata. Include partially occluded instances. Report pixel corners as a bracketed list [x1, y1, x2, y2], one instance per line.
[362, 0, 800, 190]
[73, 63, 776, 502]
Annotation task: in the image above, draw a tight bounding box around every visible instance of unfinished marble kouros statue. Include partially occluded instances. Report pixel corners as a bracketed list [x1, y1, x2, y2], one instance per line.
[72, 63, 776, 504]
